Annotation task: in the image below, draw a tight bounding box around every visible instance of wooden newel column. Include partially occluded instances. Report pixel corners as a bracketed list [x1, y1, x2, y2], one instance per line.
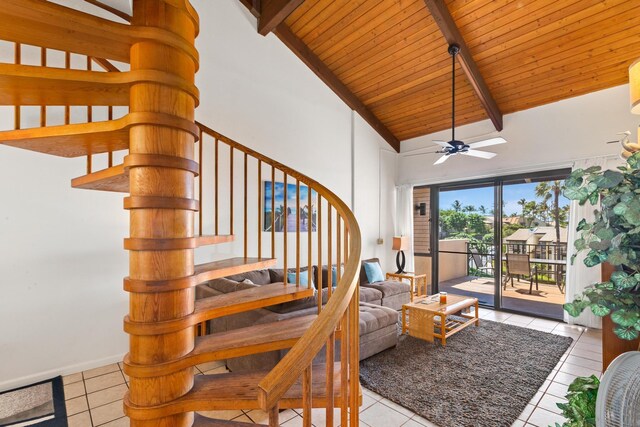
[125, 1, 199, 426]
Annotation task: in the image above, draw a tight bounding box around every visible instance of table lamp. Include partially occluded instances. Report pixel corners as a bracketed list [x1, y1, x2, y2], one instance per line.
[392, 236, 409, 274]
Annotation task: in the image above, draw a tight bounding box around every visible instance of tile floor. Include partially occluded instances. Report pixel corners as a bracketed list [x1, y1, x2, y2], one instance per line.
[63, 308, 602, 427]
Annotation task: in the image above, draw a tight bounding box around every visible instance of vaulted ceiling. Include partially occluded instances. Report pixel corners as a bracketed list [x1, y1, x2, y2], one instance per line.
[244, 0, 640, 151]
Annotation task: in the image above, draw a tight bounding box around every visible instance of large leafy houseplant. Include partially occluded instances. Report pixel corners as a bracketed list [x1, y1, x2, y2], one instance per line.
[563, 152, 640, 340]
[553, 375, 600, 427]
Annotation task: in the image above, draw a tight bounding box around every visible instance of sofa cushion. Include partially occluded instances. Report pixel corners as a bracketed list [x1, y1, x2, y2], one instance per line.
[207, 277, 260, 294]
[269, 266, 314, 285]
[287, 271, 314, 287]
[316, 264, 345, 288]
[360, 258, 380, 285]
[361, 280, 410, 298]
[363, 261, 385, 283]
[226, 269, 271, 285]
[359, 287, 383, 304]
[359, 302, 398, 335]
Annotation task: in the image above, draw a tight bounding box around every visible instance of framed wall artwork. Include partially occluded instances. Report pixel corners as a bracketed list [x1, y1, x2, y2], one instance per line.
[263, 181, 317, 232]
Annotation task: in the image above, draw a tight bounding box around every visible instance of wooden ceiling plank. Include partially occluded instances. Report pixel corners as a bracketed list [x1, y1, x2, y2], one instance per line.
[309, 2, 397, 56]
[379, 88, 480, 125]
[395, 110, 489, 140]
[340, 24, 444, 87]
[423, 0, 503, 131]
[473, 0, 635, 66]
[324, 3, 428, 69]
[376, 8, 636, 115]
[296, 0, 365, 43]
[258, 0, 307, 36]
[286, 0, 328, 34]
[284, 0, 321, 28]
[273, 24, 400, 151]
[477, 6, 640, 77]
[383, 91, 482, 128]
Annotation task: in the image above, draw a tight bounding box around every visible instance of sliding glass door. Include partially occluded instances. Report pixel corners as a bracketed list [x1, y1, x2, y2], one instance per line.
[428, 169, 571, 319]
[436, 182, 498, 308]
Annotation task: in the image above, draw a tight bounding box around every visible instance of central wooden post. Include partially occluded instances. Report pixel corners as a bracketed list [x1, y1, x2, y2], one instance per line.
[126, 1, 198, 426]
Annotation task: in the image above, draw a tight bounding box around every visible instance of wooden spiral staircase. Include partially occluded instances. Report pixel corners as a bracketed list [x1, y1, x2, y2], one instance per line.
[0, 1, 362, 426]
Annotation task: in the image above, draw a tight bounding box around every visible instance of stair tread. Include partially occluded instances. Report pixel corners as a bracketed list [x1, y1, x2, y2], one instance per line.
[194, 257, 277, 283]
[196, 235, 234, 247]
[0, 120, 129, 158]
[124, 314, 318, 378]
[71, 165, 128, 193]
[194, 281, 312, 320]
[193, 414, 266, 427]
[125, 363, 346, 418]
[0, 0, 132, 63]
[193, 314, 317, 359]
[0, 64, 130, 106]
[0, 64, 198, 107]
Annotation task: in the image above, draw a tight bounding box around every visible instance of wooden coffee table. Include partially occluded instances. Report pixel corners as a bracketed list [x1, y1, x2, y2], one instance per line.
[401, 294, 479, 346]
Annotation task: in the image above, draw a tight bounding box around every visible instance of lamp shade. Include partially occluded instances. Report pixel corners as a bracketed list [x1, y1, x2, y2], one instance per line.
[392, 236, 409, 251]
[630, 58, 640, 114]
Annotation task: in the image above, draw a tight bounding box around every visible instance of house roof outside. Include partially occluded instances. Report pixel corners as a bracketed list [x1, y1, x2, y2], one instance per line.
[505, 226, 567, 243]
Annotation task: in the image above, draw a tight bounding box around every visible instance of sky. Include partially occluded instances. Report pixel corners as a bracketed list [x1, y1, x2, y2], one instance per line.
[264, 181, 316, 213]
[439, 182, 570, 216]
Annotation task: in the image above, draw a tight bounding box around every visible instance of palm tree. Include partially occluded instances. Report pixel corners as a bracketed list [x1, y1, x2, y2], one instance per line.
[478, 205, 486, 214]
[452, 200, 463, 212]
[517, 198, 527, 226]
[535, 181, 565, 243]
[464, 204, 475, 212]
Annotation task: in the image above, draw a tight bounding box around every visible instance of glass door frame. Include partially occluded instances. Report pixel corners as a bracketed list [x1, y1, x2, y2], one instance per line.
[427, 168, 572, 316]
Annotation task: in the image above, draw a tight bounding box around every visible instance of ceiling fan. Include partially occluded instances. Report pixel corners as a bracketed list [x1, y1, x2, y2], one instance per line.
[432, 44, 506, 165]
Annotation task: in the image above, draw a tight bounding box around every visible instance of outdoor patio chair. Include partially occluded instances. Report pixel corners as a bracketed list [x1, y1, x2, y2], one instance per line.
[504, 253, 538, 294]
[470, 248, 493, 279]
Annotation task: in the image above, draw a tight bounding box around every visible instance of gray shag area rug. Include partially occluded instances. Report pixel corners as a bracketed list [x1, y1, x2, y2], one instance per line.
[0, 376, 67, 426]
[360, 319, 573, 427]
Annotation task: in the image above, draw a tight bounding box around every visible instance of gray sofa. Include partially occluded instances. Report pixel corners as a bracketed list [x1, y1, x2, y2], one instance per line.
[359, 258, 411, 310]
[195, 261, 402, 372]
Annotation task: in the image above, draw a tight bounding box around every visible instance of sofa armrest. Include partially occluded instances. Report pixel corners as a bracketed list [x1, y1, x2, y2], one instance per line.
[195, 284, 220, 300]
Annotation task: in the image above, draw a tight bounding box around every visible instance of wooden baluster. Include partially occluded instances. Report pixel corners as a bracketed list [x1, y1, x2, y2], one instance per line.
[230, 147, 234, 236]
[326, 331, 335, 427]
[198, 128, 203, 236]
[215, 138, 219, 235]
[317, 196, 322, 314]
[40, 48, 47, 127]
[327, 206, 332, 297]
[308, 184, 312, 290]
[14, 43, 20, 130]
[271, 166, 275, 257]
[283, 174, 288, 284]
[296, 180, 300, 285]
[107, 106, 113, 167]
[337, 215, 342, 284]
[244, 152, 248, 258]
[302, 365, 312, 427]
[340, 310, 349, 427]
[268, 404, 280, 427]
[258, 160, 262, 258]
[64, 52, 70, 127]
[85, 56, 92, 174]
[349, 292, 360, 426]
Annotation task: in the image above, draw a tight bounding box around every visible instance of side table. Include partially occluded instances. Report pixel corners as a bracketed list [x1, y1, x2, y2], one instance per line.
[386, 272, 427, 302]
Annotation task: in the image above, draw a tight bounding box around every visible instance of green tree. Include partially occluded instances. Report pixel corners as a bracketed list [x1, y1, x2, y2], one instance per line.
[517, 198, 527, 225]
[463, 205, 476, 212]
[536, 181, 566, 243]
[452, 200, 462, 212]
[478, 205, 487, 214]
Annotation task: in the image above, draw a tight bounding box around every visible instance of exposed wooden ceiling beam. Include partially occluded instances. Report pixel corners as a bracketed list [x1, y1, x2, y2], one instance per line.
[258, 0, 305, 36]
[423, 0, 503, 131]
[238, 0, 401, 152]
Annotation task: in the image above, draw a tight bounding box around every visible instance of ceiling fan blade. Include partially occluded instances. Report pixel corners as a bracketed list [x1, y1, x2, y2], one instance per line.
[461, 150, 496, 159]
[433, 140, 453, 147]
[467, 137, 507, 149]
[434, 154, 450, 165]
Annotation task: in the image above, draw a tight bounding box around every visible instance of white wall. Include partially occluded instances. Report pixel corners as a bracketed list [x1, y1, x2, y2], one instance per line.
[398, 84, 637, 185]
[0, 0, 395, 390]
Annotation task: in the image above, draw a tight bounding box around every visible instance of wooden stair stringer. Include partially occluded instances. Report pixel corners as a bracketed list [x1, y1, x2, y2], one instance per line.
[124, 363, 354, 420]
[123, 314, 319, 378]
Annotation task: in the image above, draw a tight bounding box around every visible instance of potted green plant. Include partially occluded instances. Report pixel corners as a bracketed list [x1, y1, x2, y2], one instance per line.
[563, 152, 640, 342]
[554, 375, 600, 427]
